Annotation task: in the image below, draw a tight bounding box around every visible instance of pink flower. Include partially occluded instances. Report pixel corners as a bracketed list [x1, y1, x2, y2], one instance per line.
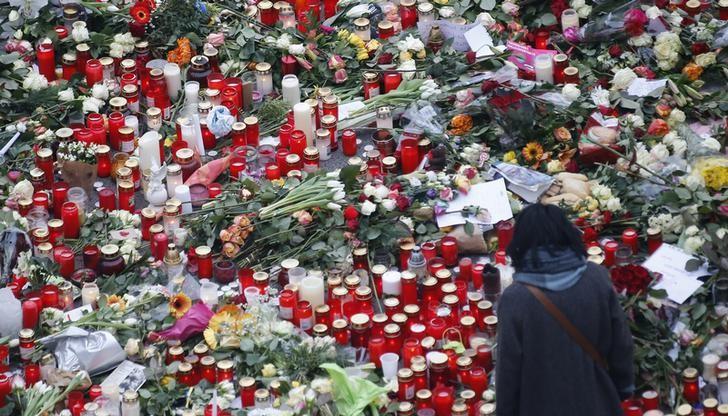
[624, 9, 648, 37]
[439, 187, 453, 201]
[293, 210, 313, 225]
[206, 32, 225, 47]
[328, 55, 345, 70]
[333, 68, 348, 84]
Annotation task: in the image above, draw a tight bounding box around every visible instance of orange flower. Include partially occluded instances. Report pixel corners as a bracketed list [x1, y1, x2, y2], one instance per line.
[169, 293, 192, 319]
[130, 2, 151, 25]
[167, 38, 193, 66]
[682, 62, 703, 81]
[107, 294, 126, 311]
[449, 114, 473, 136]
[521, 142, 544, 163]
[553, 127, 572, 143]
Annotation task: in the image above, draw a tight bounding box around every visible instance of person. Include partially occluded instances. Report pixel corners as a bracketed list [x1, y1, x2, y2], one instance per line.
[496, 203, 634, 416]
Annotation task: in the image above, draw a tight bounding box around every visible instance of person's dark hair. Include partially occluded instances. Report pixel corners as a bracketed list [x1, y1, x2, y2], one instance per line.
[506, 203, 586, 269]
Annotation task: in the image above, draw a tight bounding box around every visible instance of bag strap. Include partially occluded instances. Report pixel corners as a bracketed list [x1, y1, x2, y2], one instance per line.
[522, 283, 609, 371]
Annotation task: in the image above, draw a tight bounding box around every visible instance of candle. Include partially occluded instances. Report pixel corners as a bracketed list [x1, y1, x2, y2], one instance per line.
[36, 40, 56, 81]
[138, 131, 162, 171]
[293, 102, 314, 145]
[382, 270, 402, 296]
[534, 53, 554, 84]
[703, 353, 721, 384]
[281, 74, 301, 105]
[22, 300, 40, 329]
[255, 62, 273, 95]
[561, 8, 580, 31]
[185, 81, 200, 107]
[440, 236, 458, 267]
[175, 185, 193, 214]
[62, 201, 80, 239]
[300, 276, 325, 309]
[199, 280, 219, 306]
[164, 63, 182, 100]
[622, 228, 638, 254]
[81, 282, 100, 306]
[125, 115, 139, 137]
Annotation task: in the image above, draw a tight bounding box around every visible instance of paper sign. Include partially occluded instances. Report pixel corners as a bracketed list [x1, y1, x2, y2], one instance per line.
[64, 304, 93, 322]
[101, 360, 147, 392]
[464, 24, 495, 57]
[627, 78, 667, 98]
[643, 244, 711, 304]
[436, 179, 513, 228]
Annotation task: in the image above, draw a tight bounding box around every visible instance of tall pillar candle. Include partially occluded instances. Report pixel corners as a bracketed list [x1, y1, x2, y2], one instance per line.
[138, 131, 162, 171]
[560, 8, 580, 32]
[382, 271, 402, 296]
[164, 63, 182, 100]
[281, 74, 301, 105]
[300, 276, 325, 309]
[125, 115, 139, 137]
[534, 54, 554, 84]
[175, 185, 193, 214]
[293, 102, 314, 145]
[184, 81, 200, 106]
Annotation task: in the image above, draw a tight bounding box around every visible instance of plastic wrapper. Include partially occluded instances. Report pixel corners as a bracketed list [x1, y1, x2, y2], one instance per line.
[206, 106, 236, 138]
[41, 327, 126, 376]
[400, 103, 444, 135]
[0, 227, 31, 283]
[184, 154, 231, 187]
[149, 302, 213, 342]
[714, 25, 728, 48]
[0, 288, 22, 338]
[566, 0, 639, 43]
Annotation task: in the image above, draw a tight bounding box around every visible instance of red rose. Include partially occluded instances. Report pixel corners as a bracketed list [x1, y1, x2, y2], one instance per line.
[624, 9, 648, 37]
[481, 80, 499, 94]
[602, 210, 613, 225]
[647, 119, 669, 137]
[346, 219, 359, 231]
[608, 45, 622, 58]
[574, 218, 586, 227]
[633, 66, 655, 79]
[550, 0, 569, 21]
[395, 195, 410, 211]
[357, 193, 368, 202]
[343, 205, 359, 220]
[378, 53, 393, 65]
[582, 227, 598, 243]
[565, 159, 579, 173]
[691, 42, 709, 55]
[390, 183, 403, 192]
[465, 51, 476, 65]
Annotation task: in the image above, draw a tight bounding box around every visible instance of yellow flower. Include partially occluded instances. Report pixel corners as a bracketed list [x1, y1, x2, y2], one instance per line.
[203, 328, 218, 350]
[521, 142, 544, 163]
[682, 62, 703, 82]
[585, 196, 599, 212]
[416, 49, 426, 59]
[356, 49, 370, 61]
[348, 33, 365, 49]
[106, 294, 126, 311]
[433, 0, 448, 4]
[337, 29, 350, 40]
[271, 178, 285, 187]
[503, 151, 517, 164]
[366, 39, 381, 52]
[696, 157, 728, 191]
[400, 50, 412, 62]
[164, 136, 177, 147]
[160, 375, 176, 388]
[292, 381, 301, 388]
[169, 293, 192, 319]
[261, 363, 277, 377]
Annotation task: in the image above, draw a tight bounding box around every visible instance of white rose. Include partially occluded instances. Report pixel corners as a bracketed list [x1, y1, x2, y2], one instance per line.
[684, 225, 699, 236]
[546, 159, 564, 173]
[82, 97, 103, 114]
[667, 109, 685, 127]
[22, 72, 49, 91]
[501, 1, 519, 15]
[11, 180, 34, 200]
[58, 88, 75, 102]
[716, 228, 727, 240]
[671, 139, 687, 157]
[91, 83, 109, 100]
[363, 183, 376, 198]
[288, 44, 306, 55]
[477, 12, 496, 27]
[577, 5, 591, 18]
[311, 378, 332, 394]
[591, 184, 612, 201]
[645, 6, 661, 19]
[381, 199, 396, 211]
[626, 114, 644, 128]
[610, 68, 637, 91]
[374, 186, 390, 201]
[562, 83, 581, 101]
[571, 0, 585, 9]
[606, 198, 622, 211]
[360, 200, 376, 216]
[8, 10, 20, 22]
[261, 364, 277, 377]
[701, 137, 721, 152]
[71, 22, 89, 42]
[276, 34, 292, 50]
[683, 236, 704, 254]
[650, 143, 670, 161]
[109, 43, 124, 58]
[439, 6, 455, 18]
[628, 33, 652, 47]
[124, 338, 140, 356]
[667, 12, 683, 27]
[695, 53, 716, 68]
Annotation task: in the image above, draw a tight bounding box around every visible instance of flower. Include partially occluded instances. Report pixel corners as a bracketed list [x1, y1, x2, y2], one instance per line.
[167, 37, 192, 66]
[71, 21, 89, 42]
[449, 114, 473, 135]
[169, 293, 192, 319]
[610, 68, 637, 91]
[647, 119, 669, 137]
[653, 32, 682, 70]
[623, 8, 648, 37]
[288, 44, 306, 55]
[546, 159, 564, 173]
[206, 32, 225, 47]
[503, 151, 517, 163]
[9, 0, 47, 19]
[381, 199, 396, 211]
[124, 338, 140, 356]
[695, 53, 716, 68]
[22, 71, 48, 90]
[261, 363, 277, 377]
[58, 88, 75, 102]
[91, 83, 109, 100]
[343, 205, 359, 220]
[562, 84, 581, 101]
[590, 86, 610, 107]
[81, 97, 104, 114]
[106, 294, 126, 311]
[360, 200, 376, 216]
[682, 62, 703, 81]
[501, 1, 519, 15]
[292, 210, 313, 225]
[610, 265, 652, 295]
[521, 142, 544, 163]
[130, 2, 152, 24]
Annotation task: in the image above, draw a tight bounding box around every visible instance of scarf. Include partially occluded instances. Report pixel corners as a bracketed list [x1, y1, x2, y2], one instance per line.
[514, 247, 587, 291]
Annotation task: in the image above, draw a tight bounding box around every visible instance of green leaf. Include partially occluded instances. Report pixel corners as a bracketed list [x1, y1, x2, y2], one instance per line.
[464, 222, 475, 236]
[415, 224, 427, 234]
[479, 0, 495, 10]
[240, 339, 255, 351]
[675, 188, 692, 200]
[540, 13, 557, 26]
[139, 389, 152, 399]
[366, 228, 381, 240]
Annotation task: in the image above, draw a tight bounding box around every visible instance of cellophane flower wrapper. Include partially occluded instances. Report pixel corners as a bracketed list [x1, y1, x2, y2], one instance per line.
[153, 302, 214, 342]
[40, 327, 126, 376]
[400, 103, 444, 135]
[321, 363, 389, 416]
[567, 0, 639, 43]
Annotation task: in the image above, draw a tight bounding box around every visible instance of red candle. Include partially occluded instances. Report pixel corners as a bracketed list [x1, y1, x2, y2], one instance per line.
[400, 141, 419, 174]
[468, 366, 488, 397]
[476, 344, 493, 372]
[641, 390, 659, 410]
[24, 363, 41, 386]
[265, 164, 281, 180]
[230, 161, 246, 180]
[400, 0, 418, 29]
[534, 29, 549, 49]
[279, 123, 293, 149]
[603, 240, 619, 267]
[35, 148, 54, 189]
[622, 228, 639, 254]
[401, 337, 422, 367]
[440, 236, 458, 267]
[496, 220, 514, 250]
[432, 389, 454, 415]
[58, 249, 76, 277]
[383, 72, 403, 93]
[296, 301, 314, 334]
[61, 201, 80, 239]
[108, 112, 125, 150]
[647, 228, 662, 255]
[195, 246, 213, 279]
[83, 245, 100, 270]
[289, 129, 307, 156]
[22, 300, 40, 329]
[152, 232, 168, 261]
[368, 336, 385, 367]
[281, 55, 298, 75]
[682, 368, 700, 404]
[32, 192, 50, 211]
[239, 378, 256, 408]
[458, 257, 472, 282]
[341, 129, 357, 157]
[96, 145, 112, 177]
[244, 116, 260, 148]
[98, 188, 116, 212]
[85, 59, 103, 86]
[208, 183, 222, 198]
[52, 182, 69, 219]
[421, 241, 437, 261]
[0, 374, 11, 407]
[36, 40, 56, 81]
[41, 284, 59, 308]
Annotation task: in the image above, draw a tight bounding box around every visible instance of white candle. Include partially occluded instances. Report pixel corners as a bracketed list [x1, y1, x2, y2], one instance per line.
[561, 8, 580, 31]
[534, 53, 554, 84]
[163, 63, 182, 100]
[382, 271, 402, 296]
[281, 74, 300, 105]
[315, 129, 330, 161]
[199, 280, 219, 306]
[184, 81, 200, 105]
[190, 114, 206, 156]
[293, 102, 314, 146]
[703, 353, 720, 384]
[124, 115, 139, 137]
[81, 282, 99, 306]
[255, 62, 273, 96]
[138, 131, 161, 171]
[299, 276, 325, 309]
[180, 121, 197, 150]
[175, 185, 193, 214]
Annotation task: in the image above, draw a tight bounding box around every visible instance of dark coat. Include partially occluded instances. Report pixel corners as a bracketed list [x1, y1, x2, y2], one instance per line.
[495, 262, 634, 416]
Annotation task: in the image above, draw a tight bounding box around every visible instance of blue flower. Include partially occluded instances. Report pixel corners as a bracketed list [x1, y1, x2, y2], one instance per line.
[194, 0, 207, 14]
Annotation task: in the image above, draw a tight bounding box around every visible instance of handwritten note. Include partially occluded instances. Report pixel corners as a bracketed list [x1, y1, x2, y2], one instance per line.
[643, 244, 710, 304]
[436, 179, 513, 228]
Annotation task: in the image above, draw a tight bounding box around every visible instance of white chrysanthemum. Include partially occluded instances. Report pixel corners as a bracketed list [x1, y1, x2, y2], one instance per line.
[683, 236, 705, 254]
[695, 52, 716, 68]
[546, 159, 564, 173]
[610, 67, 637, 91]
[22, 71, 49, 91]
[650, 143, 670, 161]
[605, 198, 622, 211]
[667, 109, 685, 127]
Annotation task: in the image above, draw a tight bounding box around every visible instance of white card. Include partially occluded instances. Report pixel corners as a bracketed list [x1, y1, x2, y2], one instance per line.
[64, 304, 93, 322]
[626, 78, 667, 98]
[464, 24, 495, 57]
[643, 244, 710, 304]
[436, 179, 513, 228]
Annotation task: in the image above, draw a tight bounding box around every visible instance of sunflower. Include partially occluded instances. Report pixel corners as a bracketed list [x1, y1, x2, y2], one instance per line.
[169, 293, 192, 319]
[130, 2, 151, 25]
[203, 305, 248, 350]
[521, 142, 544, 163]
[106, 294, 126, 311]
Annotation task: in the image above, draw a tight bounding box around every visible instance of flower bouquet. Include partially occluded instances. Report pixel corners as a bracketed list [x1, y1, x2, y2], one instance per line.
[57, 141, 99, 192]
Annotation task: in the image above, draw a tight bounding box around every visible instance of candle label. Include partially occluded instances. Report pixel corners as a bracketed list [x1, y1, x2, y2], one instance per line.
[20, 346, 34, 361]
[405, 385, 415, 400]
[506, 41, 557, 72]
[299, 316, 313, 331]
[279, 306, 293, 320]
